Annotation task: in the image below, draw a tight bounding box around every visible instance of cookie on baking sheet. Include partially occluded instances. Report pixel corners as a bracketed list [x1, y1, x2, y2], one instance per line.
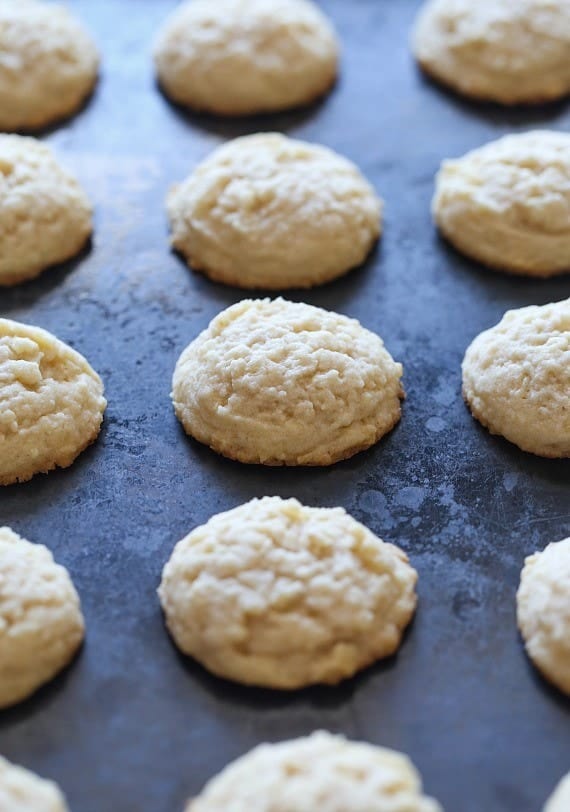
[186, 731, 442, 811]
[412, 0, 570, 105]
[0, 135, 93, 285]
[545, 773, 570, 812]
[0, 0, 99, 132]
[0, 527, 84, 709]
[159, 497, 417, 689]
[462, 299, 570, 458]
[0, 319, 106, 485]
[171, 298, 404, 466]
[517, 538, 570, 696]
[0, 755, 68, 812]
[433, 131, 570, 277]
[167, 133, 381, 290]
[154, 0, 338, 116]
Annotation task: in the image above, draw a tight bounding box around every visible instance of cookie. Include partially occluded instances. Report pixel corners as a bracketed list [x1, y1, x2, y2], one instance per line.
[167, 133, 381, 290]
[0, 756, 68, 812]
[412, 0, 570, 105]
[0, 527, 84, 709]
[159, 497, 417, 689]
[154, 0, 338, 116]
[0, 319, 106, 485]
[517, 538, 570, 695]
[171, 298, 404, 466]
[545, 773, 570, 812]
[186, 731, 442, 811]
[462, 299, 570, 458]
[0, 0, 99, 131]
[0, 136, 93, 285]
[433, 131, 570, 277]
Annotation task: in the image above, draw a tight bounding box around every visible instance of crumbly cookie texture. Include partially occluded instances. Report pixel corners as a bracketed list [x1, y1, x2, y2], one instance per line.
[167, 133, 381, 289]
[0, 319, 106, 485]
[517, 538, 570, 696]
[171, 298, 404, 466]
[545, 773, 570, 812]
[186, 731, 442, 811]
[462, 299, 570, 458]
[0, 527, 84, 709]
[412, 0, 570, 105]
[0, 135, 93, 285]
[159, 497, 418, 689]
[433, 131, 570, 277]
[0, 0, 99, 131]
[154, 0, 338, 116]
[0, 756, 68, 812]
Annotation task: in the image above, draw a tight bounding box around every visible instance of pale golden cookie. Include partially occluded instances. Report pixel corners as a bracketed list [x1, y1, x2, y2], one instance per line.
[0, 756, 68, 812]
[0, 319, 106, 485]
[0, 527, 84, 709]
[0, 0, 99, 132]
[462, 300, 570, 458]
[167, 133, 381, 289]
[517, 538, 570, 695]
[433, 131, 570, 277]
[545, 773, 570, 812]
[154, 0, 338, 116]
[159, 497, 417, 689]
[412, 0, 570, 105]
[171, 298, 404, 465]
[186, 731, 442, 811]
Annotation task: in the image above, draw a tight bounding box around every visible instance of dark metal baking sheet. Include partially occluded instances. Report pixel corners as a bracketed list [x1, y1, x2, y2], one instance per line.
[1, 1, 569, 810]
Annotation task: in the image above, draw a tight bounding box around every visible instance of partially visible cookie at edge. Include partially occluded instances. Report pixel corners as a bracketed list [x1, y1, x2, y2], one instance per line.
[0, 755, 69, 812]
[544, 773, 570, 812]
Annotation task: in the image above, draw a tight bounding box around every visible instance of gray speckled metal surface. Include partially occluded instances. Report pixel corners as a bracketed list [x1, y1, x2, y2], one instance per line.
[0, 1, 569, 810]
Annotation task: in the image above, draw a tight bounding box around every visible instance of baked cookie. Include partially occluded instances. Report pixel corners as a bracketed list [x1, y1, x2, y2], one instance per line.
[433, 131, 570, 277]
[0, 756, 68, 812]
[0, 527, 84, 709]
[159, 497, 417, 689]
[517, 538, 570, 695]
[0, 319, 106, 485]
[0, 0, 99, 132]
[171, 298, 404, 465]
[186, 731, 442, 811]
[462, 299, 570, 458]
[0, 136, 93, 285]
[167, 133, 381, 289]
[154, 0, 338, 116]
[412, 0, 570, 105]
[545, 773, 570, 812]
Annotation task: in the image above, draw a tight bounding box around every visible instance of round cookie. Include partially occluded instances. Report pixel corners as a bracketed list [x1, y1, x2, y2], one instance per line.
[433, 131, 570, 277]
[159, 497, 418, 689]
[462, 299, 570, 458]
[412, 0, 570, 105]
[186, 731, 442, 811]
[0, 135, 93, 285]
[0, 527, 84, 709]
[517, 538, 570, 695]
[171, 298, 404, 466]
[167, 133, 381, 289]
[153, 0, 338, 116]
[0, 319, 106, 485]
[545, 773, 570, 812]
[0, 0, 99, 132]
[0, 756, 68, 812]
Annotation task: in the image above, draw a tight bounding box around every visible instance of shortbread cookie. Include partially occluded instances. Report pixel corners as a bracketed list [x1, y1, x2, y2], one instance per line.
[462, 300, 570, 457]
[545, 773, 570, 812]
[0, 135, 93, 285]
[171, 298, 404, 465]
[154, 0, 338, 116]
[159, 497, 417, 689]
[0, 756, 68, 812]
[0, 527, 84, 709]
[0, 0, 99, 131]
[412, 0, 570, 105]
[186, 731, 442, 811]
[0, 319, 106, 485]
[433, 131, 570, 277]
[167, 133, 381, 289]
[517, 538, 570, 695]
